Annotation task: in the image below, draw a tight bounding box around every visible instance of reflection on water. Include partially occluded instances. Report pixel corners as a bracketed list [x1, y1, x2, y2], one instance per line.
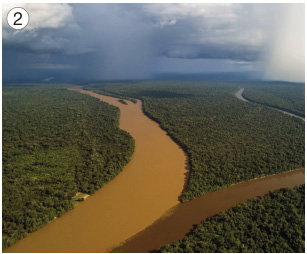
[111, 168, 305, 253]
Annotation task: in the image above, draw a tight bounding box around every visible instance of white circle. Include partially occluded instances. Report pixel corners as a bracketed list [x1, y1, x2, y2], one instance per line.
[7, 7, 29, 30]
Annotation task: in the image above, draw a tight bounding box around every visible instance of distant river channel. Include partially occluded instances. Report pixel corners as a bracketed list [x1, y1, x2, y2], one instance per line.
[5, 88, 304, 253]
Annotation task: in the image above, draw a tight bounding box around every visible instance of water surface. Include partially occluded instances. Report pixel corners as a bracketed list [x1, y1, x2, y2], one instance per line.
[5, 88, 304, 253]
[112, 168, 305, 253]
[5, 88, 188, 253]
[235, 88, 304, 121]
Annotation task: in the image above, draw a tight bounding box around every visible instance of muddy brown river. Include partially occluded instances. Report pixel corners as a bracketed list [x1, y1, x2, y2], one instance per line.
[5, 88, 188, 252]
[112, 168, 305, 253]
[5, 89, 305, 253]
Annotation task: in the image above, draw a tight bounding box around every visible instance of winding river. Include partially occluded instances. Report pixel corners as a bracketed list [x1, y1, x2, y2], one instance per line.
[235, 88, 305, 121]
[5, 88, 188, 252]
[112, 168, 305, 252]
[5, 88, 304, 253]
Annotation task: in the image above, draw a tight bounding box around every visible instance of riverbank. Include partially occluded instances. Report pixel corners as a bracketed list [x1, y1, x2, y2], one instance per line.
[235, 88, 305, 121]
[5, 88, 188, 253]
[111, 168, 305, 253]
[5, 87, 304, 253]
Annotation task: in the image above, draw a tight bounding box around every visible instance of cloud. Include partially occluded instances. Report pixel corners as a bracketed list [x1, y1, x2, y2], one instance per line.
[42, 77, 55, 82]
[162, 43, 259, 61]
[2, 3, 305, 82]
[67, 4, 156, 80]
[2, 3, 90, 54]
[262, 4, 305, 82]
[3, 3, 75, 30]
[3, 3, 267, 61]
[154, 56, 259, 74]
[145, 4, 268, 62]
[144, 3, 238, 27]
[29, 63, 77, 70]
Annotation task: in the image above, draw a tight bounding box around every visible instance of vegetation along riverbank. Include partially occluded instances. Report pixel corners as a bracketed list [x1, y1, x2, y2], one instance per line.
[84, 81, 305, 201]
[156, 184, 305, 253]
[2, 84, 134, 248]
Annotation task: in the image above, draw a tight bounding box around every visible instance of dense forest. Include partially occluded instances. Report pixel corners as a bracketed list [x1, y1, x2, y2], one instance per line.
[242, 81, 305, 117]
[117, 99, 128, 105]
[85, 81, 305, 202]
[2, 84, 134, 248]
[156, 185, 305, 253]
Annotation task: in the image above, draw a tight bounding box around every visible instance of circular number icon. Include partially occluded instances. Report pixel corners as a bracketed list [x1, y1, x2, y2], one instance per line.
[7, 7, 29, 30]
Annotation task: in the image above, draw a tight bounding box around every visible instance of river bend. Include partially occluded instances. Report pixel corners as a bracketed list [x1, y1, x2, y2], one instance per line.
[5, 88, 188, 253]
[235, 88, 305, 121]
[5, 88, 304, 253]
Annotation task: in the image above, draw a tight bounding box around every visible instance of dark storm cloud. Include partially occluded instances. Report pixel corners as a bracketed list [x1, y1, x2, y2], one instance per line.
[70, 4, 156, 79]
[160, 43, 259, 61]
[2, 3, 304, 82]
[146, 4, 267, 60]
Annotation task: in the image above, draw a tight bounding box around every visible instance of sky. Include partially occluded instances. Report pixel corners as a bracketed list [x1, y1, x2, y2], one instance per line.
[2, 3, 305, 83]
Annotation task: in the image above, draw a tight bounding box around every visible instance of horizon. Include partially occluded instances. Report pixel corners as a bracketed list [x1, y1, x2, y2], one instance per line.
[3, 3, 305, 83]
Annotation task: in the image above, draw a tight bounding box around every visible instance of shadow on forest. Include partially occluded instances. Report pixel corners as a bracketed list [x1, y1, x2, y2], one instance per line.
[138, 90, 193, 99]
[178, 154, 190, 202]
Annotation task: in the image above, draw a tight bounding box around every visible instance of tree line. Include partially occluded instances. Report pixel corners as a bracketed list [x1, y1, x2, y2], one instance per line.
[85, 81, 304, 201]
[242, 81, 305, 117]
[156, 185, 305, 253]
[2, 84, 134, 248]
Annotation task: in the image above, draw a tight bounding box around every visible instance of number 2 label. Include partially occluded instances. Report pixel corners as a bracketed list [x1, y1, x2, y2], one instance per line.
[14, 12, 23, 25]
[7, 7, 29, 30]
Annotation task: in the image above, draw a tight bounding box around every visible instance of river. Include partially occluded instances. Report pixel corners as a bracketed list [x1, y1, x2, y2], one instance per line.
[235, 88, 248, 102]
[5, 88, 188, 252]
[5, 88, 304, 253]
[235, 88, 305, 121]
[111, 168, 305, 253]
